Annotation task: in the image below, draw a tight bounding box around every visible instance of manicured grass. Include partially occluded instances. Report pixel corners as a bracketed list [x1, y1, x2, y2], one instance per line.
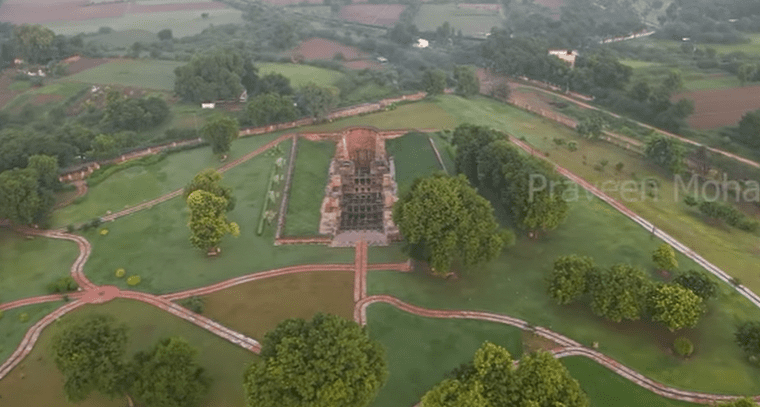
[366, 302, 524, 407]
[61, 59, 184, 90]
[52, 132, 283, 228]
[0, 301, 64, 366]
[284, 138, 334, 236]
[256, 63, 345, 88]
[0, 229, 79, 303]
[433, 95, 760, 294]
[561, 357, 699, 407]
[87, 29, 158, 48]
[44, 9, 244, 38]
[367, 188, 760, 394]
[385, 132, 445, 196]
[0, 299, 256, 407]
[413, 4, 504, 37]
[80, 137, 354, 294]
[303, 99, 461, 132]
[428, 132, 455, 174]
[199, 270, 354, 340]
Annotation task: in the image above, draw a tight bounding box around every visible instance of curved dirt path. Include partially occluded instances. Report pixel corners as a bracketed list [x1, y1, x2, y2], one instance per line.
[357, 295, 753, 405]
[54, 181, 87, 209]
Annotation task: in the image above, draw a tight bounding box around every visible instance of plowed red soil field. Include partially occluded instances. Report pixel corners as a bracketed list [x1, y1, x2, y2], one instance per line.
[676, 85, 760, 129]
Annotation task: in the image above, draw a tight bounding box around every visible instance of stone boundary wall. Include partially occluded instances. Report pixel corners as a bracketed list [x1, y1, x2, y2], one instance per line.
[274, 236, 332, 245]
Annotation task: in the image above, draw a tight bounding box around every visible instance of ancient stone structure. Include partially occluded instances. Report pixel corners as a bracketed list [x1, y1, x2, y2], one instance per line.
[317, 127, 400, 246]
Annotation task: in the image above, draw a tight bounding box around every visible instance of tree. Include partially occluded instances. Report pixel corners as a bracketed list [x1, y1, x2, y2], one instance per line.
[422, 69, 447, 95]
[201, 114, 238, 155]
[648, 283, 705, 331]
[174, 49, 244, 102]
[737, 64, 757, 85]
[421, 378, 488, 407]
[295, 83, 338, 120]
[130, 337, 209, 407]
[735, 321, 760, 359]
[393, 174, 505, 275]
[737, 109, 760, 149]
[246, 92, 297, 126]
[452, 124, 501, 185]
[588, 264, 652, 323]
[0, 168, 42, 225]
[489, 81, 510, 101]
[157, 29, 173, 41]
[674, 270, 718, 300]
[27, 154, 58, 190]
[51, 314, 129, 402]
[90, 134, 118, 159]
[644, 133, 685, 173]
[244, 313, 388, 407]
[13, 24, 55, 63]
[255, 73, 293, 96]
[652, 243, 678, 272]
[454, 66, 480, 97]
[186, 189, 240, 252]
[184, 168, 235, 211]
[548, 255, 596, 305]
[575, 115, 605, 140]
[389, 22, 419, 45]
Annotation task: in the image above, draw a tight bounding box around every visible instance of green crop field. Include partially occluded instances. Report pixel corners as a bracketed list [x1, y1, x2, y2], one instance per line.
[631, 33, 760, 57]
[256, 63, 345, 88]
[44, 9, 244, 38]
[61, 59, 183, 90]
[413, 4, 504, 37]
[86, 29, 159, 48]
[0, 300, 256, 407]
[2, 82, 88, 112]
[284, 139, 334, 236]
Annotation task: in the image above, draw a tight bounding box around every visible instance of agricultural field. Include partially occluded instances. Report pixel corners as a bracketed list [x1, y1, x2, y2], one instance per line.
[339, 4, 406, 26]
[256, 62, 345, 88]
[286, 37, 382, 70]
[674, 84, 760, 129]
[632, 34, 760, 58]
[413, 3, 504, 37]
[1, 81, 88, 112]
[61, 59, 184, 90]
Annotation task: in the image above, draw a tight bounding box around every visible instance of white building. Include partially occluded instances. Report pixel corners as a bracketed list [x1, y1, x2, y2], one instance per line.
[412, 38, 429, 49]
[201, 102, 216, 109]
[548, 49, 579, 69]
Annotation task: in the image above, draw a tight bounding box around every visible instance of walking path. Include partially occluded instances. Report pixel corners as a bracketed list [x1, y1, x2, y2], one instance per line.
[54, 181, 87, 209]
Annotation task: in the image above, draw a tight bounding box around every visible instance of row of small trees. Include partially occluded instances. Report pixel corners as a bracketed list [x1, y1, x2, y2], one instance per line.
[547, 244, 717, 332]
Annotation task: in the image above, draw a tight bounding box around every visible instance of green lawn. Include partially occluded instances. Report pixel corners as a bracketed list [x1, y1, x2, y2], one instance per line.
[413, 4, 504, 37]
[428, 132, 455, 174]
[433, 95, 760, 295]
[0, 301, 64, 366]
[0, 299, 256, 407]
[199, 270, 354, 340]
[44, 9, 244, 38]
[283, 138, 334, 236]
[86, 29, 158, 48]
[561, 357, 699, 407]
[386, 132, 446, 196]
[0, 229, 79, 303]
[52, 132, 284, 228]
[61, 59, 184, 90]
[256, 63, 345, 88]
[80, 137, 354, 294]
[366, 302, 524, 407]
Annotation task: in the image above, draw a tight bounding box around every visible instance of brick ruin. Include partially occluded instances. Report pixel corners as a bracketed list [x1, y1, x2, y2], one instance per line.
[315, 127, 401, 246]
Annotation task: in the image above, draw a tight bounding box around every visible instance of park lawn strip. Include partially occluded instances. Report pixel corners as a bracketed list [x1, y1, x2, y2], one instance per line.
[386, 132, 446, 197]
[81, 137, 354, 294]
[52, 131, 284, 228]
[302, 99, 461, 132]
[434, 95, 760, 294]
[367, 190, 760, 394]
[366, 302, 524, 407]
[0, 301, 64, 368]
[283, 139, 334, 236]
[256, 63, 345, 88]
[561, 357, 699, 407]
[0, 299, 255, 407]
[428, 132, 456, 174]
[199, 270, 354, 340]
[61, 59, 184, 91]
[0, 229, 79, 303]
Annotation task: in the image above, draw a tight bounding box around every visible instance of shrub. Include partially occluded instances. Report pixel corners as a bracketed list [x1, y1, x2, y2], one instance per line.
[46, 276, 79, 294]
[683, 195, 698, 207]
[567, 141, 578, 152]
[115, 268, 126, 278]
[66, 224, 75, 233]
[19, 312, 29, 323]
[179, 296, 205, 314]
[89, 218, 103, 228]
[126, 275, 141, 286]
[99, 228, 109, 235]
[615, 162, 624, 172]
[674, 337, 694, 357]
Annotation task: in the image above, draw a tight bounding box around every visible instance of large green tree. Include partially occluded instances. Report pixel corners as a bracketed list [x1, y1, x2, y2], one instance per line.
[393, 174, 505, 275]
[27, 154, 59, 190]
[174, 49, 244, 102]
[652, 243, 678, 272]
[673, 270, 718, 301]
[735, 321, 760, 360]
[588, 264, 652, 323]
[737, 109, 760, 149]
[13, 24, 54, 63]
[422, 69, 447, 95]
[548, 255, 596, 305]
[130, 337, 209, 407]
[644, 133, 685, 173]
[184, 168, 235, 211]
[244, 313, 388, 407]
[295, 83, 339, 120]
[423, 342, 588, 407]
[454, 65, 480, 97]
[246, 92, 297, 126]
[0, 167, 42, 224]
[50, 314, 129, 402]
[452, 124, 501, 186]
[186, 189, 240, 252]
[648, 283, 705, 331]
[201, 114, 239, 155]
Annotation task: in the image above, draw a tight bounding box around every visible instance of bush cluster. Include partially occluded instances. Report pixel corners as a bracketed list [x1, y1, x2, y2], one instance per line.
[126, 275, 141, 286]
[674, 337, 694, 357]
[47, 276, 79, 294]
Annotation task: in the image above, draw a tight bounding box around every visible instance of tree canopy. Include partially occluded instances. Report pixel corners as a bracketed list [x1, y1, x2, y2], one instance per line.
[201, 114, 238, 155]
[246, 92, 297, 126]
[652, 243, 678, 271]
[295, 83, 339, 120]
[393, 173, 505, 275]
[174, 49, 245, 102]
[648, 283, 705, 331]
[422, 342, 589, 407]
[548, 255, 596, 305]
[51, 314, 129, 402]
[0, 167, 42, 225]
[186, 189, 240, 252]
[673, 269, 718, 300]
[588, 264, 652, 323]
[244, 313, 388, 407]
[422, 69, 446, 95]
[735, 321, 760, 360]
[644, 133, 686, 174]
[184, 168, 235, 211]
[130, 337, 209, 407]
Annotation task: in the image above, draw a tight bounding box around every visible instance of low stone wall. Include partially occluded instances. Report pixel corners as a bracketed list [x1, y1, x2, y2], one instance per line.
[274, 236, 332, 245]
